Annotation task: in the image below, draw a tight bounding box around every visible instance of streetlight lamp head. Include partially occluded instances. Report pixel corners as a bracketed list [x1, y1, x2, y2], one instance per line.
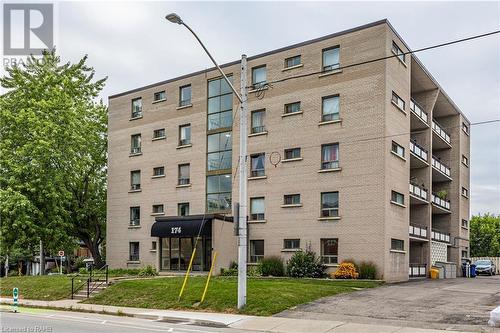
[165, 13, 183, 25]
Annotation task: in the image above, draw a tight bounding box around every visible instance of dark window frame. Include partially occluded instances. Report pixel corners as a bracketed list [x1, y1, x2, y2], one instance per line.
[179, 84, 192, 107]
[322, 46, 340, 72]
[178, 163, 190, 185]
[284, 55, 301, 68]
[283, 239, 300, 249]
[321, 191, 339, 217]
[129, 242, 140, 261]
[153, 90, 166, 102]
[391, 238, 404, 251]
[284, 147, 301, 160]
[321, 95, 340, 122]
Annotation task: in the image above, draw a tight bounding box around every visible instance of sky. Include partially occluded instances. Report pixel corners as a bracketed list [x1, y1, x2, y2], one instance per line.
[46, 1, 500, 215]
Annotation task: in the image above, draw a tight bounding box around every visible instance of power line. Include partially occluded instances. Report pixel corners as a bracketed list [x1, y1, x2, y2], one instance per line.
[247, 29, 500, 89]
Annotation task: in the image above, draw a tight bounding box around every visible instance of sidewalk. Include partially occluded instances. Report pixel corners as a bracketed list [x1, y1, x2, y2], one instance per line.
[0, 297, 475, 333]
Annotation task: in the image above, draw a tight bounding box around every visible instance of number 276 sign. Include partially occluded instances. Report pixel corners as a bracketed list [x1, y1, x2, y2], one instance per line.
[171, 227, 181, 234]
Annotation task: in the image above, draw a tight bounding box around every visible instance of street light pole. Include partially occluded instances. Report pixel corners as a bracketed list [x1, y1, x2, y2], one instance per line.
[165, 13, 248, 309]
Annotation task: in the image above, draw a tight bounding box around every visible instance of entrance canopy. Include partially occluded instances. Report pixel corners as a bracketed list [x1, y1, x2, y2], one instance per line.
[151, 214, 232, 238]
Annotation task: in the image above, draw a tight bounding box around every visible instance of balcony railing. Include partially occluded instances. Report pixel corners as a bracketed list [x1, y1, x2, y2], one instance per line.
[431, 194, 451, 210]
[432, 120, 451, 145]
[409, 263, 427, 277]
[410, 99, 428, 124]
[409, 141, 428, 162]
[431, 229, 450, 243]
[409, 225, 427, 238]
[431, 156, 451, 177]
[409, 183, 428, 201]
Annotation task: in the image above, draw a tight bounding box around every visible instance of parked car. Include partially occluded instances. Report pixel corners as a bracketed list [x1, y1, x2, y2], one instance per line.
[474, 259, 496, 276]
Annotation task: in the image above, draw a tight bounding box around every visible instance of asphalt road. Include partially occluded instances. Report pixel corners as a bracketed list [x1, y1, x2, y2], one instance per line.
[0, 308, 257, 333]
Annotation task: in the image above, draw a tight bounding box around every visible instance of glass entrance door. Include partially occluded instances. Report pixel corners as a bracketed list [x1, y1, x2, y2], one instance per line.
[179, 238, 192, 270]
[161, 236, 211, 271]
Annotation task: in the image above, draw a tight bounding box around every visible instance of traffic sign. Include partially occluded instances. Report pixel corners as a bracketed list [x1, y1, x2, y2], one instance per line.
[58, 250, 64, 256]
[12, 287, 18, 313]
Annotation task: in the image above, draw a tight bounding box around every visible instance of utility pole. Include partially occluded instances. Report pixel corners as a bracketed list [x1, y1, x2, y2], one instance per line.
[165, 13, 249, 309]
[237, 54, 248, 309]
[39, 239, 44, 275]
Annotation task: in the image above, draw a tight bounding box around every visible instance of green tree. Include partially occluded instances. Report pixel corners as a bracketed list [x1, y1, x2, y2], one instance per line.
[0, 51, 107, 270]
[470, 213, 500, 257]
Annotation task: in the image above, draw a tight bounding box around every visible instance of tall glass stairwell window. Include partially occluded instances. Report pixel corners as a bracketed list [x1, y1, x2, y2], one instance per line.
[208, 76, 233, 131]
[207, 131, 232, 171]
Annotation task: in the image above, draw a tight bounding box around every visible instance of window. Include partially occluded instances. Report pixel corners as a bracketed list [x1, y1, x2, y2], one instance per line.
[251, 109, 266, 134]
[208, 76, 233, 130]
[178, 203, 189, 216]
[130, 170, 141, 190]
[153, 128, 165, 140]
[129, 242, 139, 261]
[179, 85, 192, 106]
[284, 194, 300, 205]
[321, 143, 339, 169]
[130, 134, 141, 154]
[284, 239, 300, 249]
[391, 91, 405, 111]
[284, 102, 301, 114]
[284, 148, 301, 160]
[284, 55, 301, 68]
[391, 41, 405, 63]
[322, 46, 340, 71]
[321, 238, 338, 264]
[130, 207, 140, 226]
[321, 192, 339, 217]
[251, 65, 266, 89]
[250, 197, 265, 221]
[152, 204, 164, 214]
[153, 166, 165, 177]
[462, 187, 468, 197]
[250, 153, 265, 177]
[249, 240, 264, 263]
[322, 95, 340, 122]
[461, 219, 468, 229]
[462, 155, 469, 166]
[462, 122, 469, 135]
[151, 241, 157, 251]
[206, 174, 231, 212]
[207, 131, 232, 171]
[179, 124, 191, 146]
[153, 90, 166, 102]
[131, 98, 142, 118]
[462, 249, 468, 258]
[391, 191, 404, 205]
[391, 141, 405, 158]
[178, 164, 190, 185]
[391, 238, 404, 251]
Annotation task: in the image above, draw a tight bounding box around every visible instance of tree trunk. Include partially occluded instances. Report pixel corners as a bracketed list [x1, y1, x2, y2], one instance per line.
[84, 239, 104, 268]
[39, 239, 45, 275]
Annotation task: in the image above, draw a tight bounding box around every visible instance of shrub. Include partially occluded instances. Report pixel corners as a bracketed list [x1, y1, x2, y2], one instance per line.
[286, 250, 326, 278]
[358, 261, 377, 280]
[78, 267, 88, 275]
[107, 268, 141, 277]
[247, 265, 262, 277]
[229, 261, 238, 269]
[138, 265, 158, 277]
[73, 257, 86, 270]
[332, 262, 359, 279]
[258, 256, 285, 277]
[342, 258, 359, 272]
[220, 267, 238, 276]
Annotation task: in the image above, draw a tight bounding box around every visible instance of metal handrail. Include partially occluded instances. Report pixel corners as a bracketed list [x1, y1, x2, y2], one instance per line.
[87, 265, 109, 297]
[71, 273, 90, 300]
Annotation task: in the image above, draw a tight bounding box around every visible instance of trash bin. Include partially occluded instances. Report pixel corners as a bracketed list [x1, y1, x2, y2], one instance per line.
[470, 264, 476, 278]
[430, 267, 439, 279]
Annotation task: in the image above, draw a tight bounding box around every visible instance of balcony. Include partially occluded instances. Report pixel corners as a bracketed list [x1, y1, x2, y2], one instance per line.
[409, 183, 428, 204]
[431, 156, 452, 182]
[409, 141, 428, 168]
[431, 193, 451, 214]
[409, 225, 428, 239]
[410, 99, 429, 129]
[431, 229, 450, 243]
[409, 263, 427, 278]
[432, 120, 452, 149]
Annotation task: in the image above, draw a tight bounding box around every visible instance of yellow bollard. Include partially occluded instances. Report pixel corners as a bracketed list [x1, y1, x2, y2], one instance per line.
[178, 247, 196, 301]
[200, 251, 217, 304]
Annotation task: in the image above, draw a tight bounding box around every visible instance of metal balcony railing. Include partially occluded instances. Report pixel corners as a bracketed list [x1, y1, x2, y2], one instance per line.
[432, 120, 451, 144]
[410, 99, 428, 124]
[409, 225, 427, 238]
[410, 141, 428, 162]
[431, 194, 451, 210]
[409, 263, 427, 277]
[431, 156, 451, 177]
[431, 229, 451, 243]
[409, 183, 428, 201]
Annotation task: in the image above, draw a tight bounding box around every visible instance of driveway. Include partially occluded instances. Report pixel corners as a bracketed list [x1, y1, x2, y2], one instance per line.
[277, 276, 500, 332]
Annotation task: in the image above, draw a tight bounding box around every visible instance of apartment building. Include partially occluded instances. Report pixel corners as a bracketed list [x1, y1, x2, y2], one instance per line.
[106, 19, 470, 282]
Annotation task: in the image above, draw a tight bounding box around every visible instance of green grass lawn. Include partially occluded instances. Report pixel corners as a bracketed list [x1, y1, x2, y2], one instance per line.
[0, 275, 74, 301]
[84, 277, 381, 316]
